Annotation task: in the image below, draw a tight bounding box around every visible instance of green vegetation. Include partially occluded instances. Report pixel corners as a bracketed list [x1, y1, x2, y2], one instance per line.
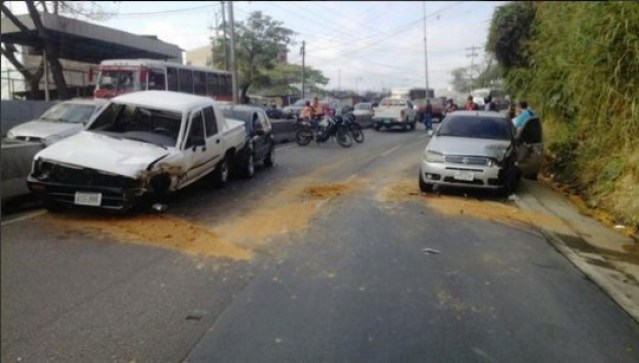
[488, 2, 639, 229]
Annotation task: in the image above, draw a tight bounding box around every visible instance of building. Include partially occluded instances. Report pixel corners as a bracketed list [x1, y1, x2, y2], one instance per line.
[186, 44, 213, 68]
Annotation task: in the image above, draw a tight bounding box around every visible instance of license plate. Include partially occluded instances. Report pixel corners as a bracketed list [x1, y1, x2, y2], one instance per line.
[74, 192, 102, 206]
[453, 171, 474, 181]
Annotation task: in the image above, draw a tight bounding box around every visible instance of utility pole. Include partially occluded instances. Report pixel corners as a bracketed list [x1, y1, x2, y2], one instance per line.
[228, 1, 238, 104]
[338, 68, 341, 92]
[465, 45, 480, 94]
[43, 48, 49, 101]
[300, 40, 305, 99]
[220, 1, 228, 71]
[423, 1, 429, 98]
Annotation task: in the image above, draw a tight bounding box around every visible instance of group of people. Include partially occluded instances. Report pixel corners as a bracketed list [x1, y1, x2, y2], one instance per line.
[421, 95, 535, 133]
[300, 97, 326, 121]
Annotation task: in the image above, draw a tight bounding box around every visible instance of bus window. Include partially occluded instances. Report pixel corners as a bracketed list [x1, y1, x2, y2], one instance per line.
[206, 72, 216, 97]
[179, 69, 194, 94]
[148, 68, 166, 90]
[194, 71, 207, 95]
[223, 74, 232, 95]
[167, 67, 178, 91]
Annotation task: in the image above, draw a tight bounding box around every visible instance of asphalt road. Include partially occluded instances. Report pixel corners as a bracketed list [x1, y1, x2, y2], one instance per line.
[2, 124, 638, 362]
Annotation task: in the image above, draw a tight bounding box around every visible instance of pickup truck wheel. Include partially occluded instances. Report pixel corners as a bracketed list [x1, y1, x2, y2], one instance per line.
[214, 155, 229, 188]
[409, 121, 416, 130]
[241, 153, 255, 179]
[374, 123, 381, 131]
[264, 146, 275, 167]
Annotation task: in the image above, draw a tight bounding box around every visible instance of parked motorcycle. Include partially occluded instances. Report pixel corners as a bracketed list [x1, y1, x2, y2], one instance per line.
[338, 111, 364, 143]
[296, 115, 353, 148]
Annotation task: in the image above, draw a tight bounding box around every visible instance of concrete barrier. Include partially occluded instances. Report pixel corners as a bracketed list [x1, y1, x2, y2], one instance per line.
[1, 139, 44, 203]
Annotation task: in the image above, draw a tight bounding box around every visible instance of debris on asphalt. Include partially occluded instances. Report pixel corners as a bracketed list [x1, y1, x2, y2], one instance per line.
[508, 194, 517, 202]
[422, 248, 441, 255]
[152, 203, 168, 213]
[615, 225, 626, 229]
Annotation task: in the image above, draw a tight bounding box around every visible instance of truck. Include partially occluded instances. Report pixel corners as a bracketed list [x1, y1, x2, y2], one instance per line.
[372, 97, 418, 131]
[27, 91, 248, 211]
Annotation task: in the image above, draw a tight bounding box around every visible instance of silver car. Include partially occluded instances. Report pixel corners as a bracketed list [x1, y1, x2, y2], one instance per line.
[6, 99, 108, 146]
[419, 111, 542, 194]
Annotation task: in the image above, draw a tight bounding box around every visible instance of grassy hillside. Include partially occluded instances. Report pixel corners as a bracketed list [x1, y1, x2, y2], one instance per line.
[506, 2, 639, 230]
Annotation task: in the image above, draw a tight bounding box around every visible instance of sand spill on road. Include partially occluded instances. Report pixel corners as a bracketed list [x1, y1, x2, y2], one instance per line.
[43, 213, 253, 261]
[42, 180, 361, 260]
[376, 178, 569, 234]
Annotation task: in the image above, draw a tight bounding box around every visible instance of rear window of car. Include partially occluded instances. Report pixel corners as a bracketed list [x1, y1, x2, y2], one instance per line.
[437, 116, 512, 140]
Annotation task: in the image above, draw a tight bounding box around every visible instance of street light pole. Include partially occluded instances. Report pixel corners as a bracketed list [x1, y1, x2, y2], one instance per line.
[228, 1, 239, 104]
[423, 1, 429, 98]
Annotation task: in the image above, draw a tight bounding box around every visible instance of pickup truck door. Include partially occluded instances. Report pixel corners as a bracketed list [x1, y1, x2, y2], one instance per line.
[515, 116, 543, 178]
[183, 108, 218, 183]
[202, 106, 226, 173]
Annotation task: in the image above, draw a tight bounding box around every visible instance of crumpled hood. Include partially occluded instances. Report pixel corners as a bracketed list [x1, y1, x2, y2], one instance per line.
[34, 131, 172, 178]
[428, 136, 512, 161]
[8, 120, 83, 141]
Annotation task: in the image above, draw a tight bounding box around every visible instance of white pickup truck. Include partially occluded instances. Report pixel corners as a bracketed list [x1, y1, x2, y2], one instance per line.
[372, 97, 418, 131]
[27, 91, 248, 211]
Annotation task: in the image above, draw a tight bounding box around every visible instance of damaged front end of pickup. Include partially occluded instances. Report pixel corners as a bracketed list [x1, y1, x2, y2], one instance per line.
[27, 155, 186, 211]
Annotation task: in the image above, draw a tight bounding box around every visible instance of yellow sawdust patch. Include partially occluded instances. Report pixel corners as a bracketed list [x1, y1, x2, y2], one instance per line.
[42, 179, 361, 260]
[302, 182, 354, 199]
[43, 214, 253, 261]
[377, 179, 569, 234]
[215, 200, 324, 244]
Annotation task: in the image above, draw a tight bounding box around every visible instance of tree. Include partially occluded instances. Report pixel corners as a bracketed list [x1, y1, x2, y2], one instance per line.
[486, 1, 536, 71]
[1, 1, 117, 100]
[258, 63, 328, 96]
[450, 67, 471, 94]
[211, 11, 295, 103]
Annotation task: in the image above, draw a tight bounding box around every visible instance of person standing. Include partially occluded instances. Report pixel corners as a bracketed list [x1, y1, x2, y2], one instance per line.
[424, 99, 433, 136]
[464, 95, 479, 111]
[513, 100, 535, 129]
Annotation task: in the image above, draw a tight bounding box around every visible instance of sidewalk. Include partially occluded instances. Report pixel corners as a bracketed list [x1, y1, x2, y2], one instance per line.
[515, 180, 639, 323]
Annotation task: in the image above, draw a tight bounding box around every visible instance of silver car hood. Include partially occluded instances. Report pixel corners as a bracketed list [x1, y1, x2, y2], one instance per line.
[427, 136, 512, 161]
[8, 120, 83, 140]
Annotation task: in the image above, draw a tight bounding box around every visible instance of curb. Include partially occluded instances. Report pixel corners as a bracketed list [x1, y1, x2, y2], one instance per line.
[513, 194, 639, 324]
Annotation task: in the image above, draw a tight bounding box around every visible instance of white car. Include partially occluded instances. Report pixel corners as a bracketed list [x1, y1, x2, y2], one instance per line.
[28, 91, 248, 211]
[6, 99, 108, 145]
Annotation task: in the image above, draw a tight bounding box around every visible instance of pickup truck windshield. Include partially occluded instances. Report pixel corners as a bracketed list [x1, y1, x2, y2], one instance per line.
[88, 103, 181, 148]
[438, 116, 512, 140]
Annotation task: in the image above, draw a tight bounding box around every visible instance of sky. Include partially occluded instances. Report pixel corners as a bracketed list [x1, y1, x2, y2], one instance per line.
[3, 1, 505, 94]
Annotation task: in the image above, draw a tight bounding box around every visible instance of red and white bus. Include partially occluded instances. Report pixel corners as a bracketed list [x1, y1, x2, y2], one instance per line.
[93, 59, 232, 101]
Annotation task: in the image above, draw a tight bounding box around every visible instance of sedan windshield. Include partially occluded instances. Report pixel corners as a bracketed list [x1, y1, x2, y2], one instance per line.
[437, 115, 512, 140]
[87, 103, 182, 148]
[40, 103, 98, 124]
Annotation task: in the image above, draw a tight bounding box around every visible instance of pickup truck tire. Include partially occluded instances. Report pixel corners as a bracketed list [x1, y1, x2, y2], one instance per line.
[409, 121, 416, 131]
[264, 146, 275, 167]
[213, 155, 230, 188]
[419, 172, 434, 193]
[374, 123, 381, 131]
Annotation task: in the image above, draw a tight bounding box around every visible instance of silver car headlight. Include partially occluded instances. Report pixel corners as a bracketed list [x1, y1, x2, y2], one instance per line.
[424, 150, 444, 163]
[487, 158, 497, 167]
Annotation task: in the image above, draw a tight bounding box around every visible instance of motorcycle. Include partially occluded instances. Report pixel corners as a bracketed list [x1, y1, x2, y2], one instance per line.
[338, 111, 364, 143]
[296, 115, 353, 148]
